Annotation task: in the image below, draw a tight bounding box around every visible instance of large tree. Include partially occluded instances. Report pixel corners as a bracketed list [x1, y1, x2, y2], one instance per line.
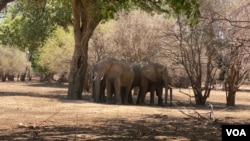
[68, 0, 200, 99]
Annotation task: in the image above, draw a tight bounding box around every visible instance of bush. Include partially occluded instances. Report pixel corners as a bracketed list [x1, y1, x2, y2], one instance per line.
[0, 46, 31, 81]
[37, 26, 74, 82]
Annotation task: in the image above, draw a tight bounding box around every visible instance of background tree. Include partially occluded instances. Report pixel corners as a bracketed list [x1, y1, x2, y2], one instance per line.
[0, 45, 31, 81]
[162, 2, 219, 105]
[89, 10, 166, 63]
[215, 1, 250, 106]
[112, 10, 165, 62]
[37, 26, 74, 82]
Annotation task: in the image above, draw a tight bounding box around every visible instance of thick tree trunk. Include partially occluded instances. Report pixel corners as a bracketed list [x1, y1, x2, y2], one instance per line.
[67, 43, 87, 99]
[0, 0, 14, 11]
[193, 89, 208, 106]
[226, 90, 236, 107]
[67, 0, 101, 100]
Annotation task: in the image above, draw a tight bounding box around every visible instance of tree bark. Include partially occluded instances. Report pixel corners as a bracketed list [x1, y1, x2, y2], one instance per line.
[0, 0, 14, 11]
[193, 87, 209, 106]
[67, 0, 101, 100]
[225, 83, 236, 106]
[226, 91, 236, 106]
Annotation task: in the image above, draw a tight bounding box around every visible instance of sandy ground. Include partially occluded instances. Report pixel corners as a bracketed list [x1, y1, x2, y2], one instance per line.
[0, 81, 250, 140]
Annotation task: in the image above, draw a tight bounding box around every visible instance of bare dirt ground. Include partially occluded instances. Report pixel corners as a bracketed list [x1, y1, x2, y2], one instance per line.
[0, 81, 250, 141]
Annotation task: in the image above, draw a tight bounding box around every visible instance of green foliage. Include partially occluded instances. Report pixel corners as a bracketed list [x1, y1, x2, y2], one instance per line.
[0, 0, 199, 52]
[133, 0, 200, 25]
[37, 26, 74, 74]
[0, 0, 71, 52]
[88, 0, 199, 24]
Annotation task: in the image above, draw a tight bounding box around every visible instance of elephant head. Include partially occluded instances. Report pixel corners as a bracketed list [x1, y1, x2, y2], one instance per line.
[92, 58, 117, 103]
[93, 58, 134, 104]
[91, 65, 106, 102]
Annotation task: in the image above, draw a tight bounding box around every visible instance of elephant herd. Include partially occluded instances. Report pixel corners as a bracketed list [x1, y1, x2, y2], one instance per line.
[91, 58, 172, 106]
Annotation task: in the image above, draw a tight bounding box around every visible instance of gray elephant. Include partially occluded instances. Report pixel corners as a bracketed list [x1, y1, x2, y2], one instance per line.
[92, 58, 116, 103]
[93, 58, 134, 104]
[137, 62, 172, 106]
[130, 62, 163, 105]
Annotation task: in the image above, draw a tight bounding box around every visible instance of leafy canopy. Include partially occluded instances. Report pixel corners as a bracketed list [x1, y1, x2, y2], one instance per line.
[0, 0, 71, 52]
[93, 0, 199, 24]
[0, 0, 199, 52]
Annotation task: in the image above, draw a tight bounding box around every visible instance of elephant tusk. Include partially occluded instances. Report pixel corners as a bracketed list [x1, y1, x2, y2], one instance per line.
[93, 76, 97, 81]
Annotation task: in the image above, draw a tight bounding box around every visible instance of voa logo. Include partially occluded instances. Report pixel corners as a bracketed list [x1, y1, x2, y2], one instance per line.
[226, 129, 246, 136]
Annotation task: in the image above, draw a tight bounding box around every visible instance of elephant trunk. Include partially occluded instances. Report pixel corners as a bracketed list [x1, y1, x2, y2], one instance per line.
[95, 75, 102, 103]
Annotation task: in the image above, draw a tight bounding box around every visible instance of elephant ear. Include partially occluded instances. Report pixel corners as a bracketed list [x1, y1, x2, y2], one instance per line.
[161, 67, 168, 75]
[142, 65, 158, 81]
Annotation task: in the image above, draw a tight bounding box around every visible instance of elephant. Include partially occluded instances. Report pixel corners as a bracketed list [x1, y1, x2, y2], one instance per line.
[130, 62, 163, 105]
[91, 58, 116, 103]
[93, 58, 134, 104]
[136, 61, 172, 106]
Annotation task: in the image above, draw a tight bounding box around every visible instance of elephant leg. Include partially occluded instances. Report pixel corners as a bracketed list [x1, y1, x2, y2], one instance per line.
[114, 79, 122, 105]
[150, 91, 154, 105]
[123, 85, 132, 105]
[111, 83, 116, 103]
[149, 85, 155, 105]
[100, 79, 106, 102]
[128, 90, 134, 104]
[106, 80, 112, 104]
[170, 87, 173, 106]
[136, 88, 141, 104]
[140, 80, 149, 105]
[120, 87, 125, 104]
[95, 78, 101, 103]
[91, 80, 96, 102]
[156, 86, 163, 106]
[165, 87, 168, 106]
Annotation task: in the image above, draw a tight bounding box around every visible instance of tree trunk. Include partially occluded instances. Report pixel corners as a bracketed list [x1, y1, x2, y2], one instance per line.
[1, 73, 7, 82]
[67, 43, 87, 99]
[67, 0, 101, 100]
[7, 74, 15, 81]
[194, 89, 208, 106]
[0, 0, 14, 11]
[226, 90, 236, 107]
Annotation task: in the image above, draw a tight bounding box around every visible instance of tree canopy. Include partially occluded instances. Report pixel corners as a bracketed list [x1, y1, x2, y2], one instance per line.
[0, 0, 71, 51]
[0, 0, 199, 52]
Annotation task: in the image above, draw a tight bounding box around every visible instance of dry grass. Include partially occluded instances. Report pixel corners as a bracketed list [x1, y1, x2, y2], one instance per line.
[0, 81, 249, 140]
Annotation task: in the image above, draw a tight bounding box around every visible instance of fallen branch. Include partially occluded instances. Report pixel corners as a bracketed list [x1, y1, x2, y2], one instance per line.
[178, 109, 214, 122]
[32, 110, 61, 139]
[38, 110, 61, 127]
[178, 89, 195, 104]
